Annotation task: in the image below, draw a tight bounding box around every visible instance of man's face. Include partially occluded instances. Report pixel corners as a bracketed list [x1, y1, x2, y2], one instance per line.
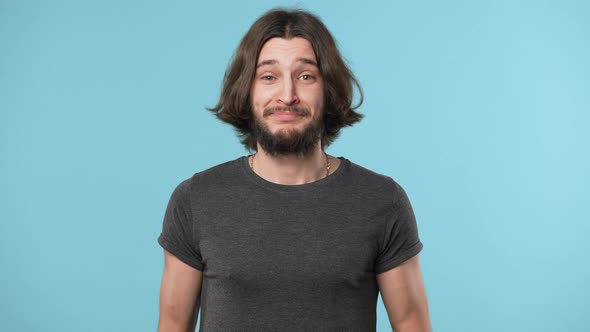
[250, 37, 325, 155]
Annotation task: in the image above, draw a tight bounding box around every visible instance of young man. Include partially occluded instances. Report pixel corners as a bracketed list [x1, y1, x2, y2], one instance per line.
[157, 9, 431, 332]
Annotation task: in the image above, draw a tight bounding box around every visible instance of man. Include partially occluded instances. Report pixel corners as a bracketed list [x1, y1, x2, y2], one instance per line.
[157, 8, 431, 332]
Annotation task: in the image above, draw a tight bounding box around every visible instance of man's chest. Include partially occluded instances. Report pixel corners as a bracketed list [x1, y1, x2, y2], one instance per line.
[196, 203, 382, 292]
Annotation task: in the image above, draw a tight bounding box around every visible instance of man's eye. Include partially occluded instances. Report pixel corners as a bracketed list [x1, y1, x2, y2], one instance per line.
[300, 74, 315, 80]
[261, 75, 275, 81]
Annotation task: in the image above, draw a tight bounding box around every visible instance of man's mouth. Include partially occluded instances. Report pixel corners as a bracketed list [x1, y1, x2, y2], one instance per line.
[264, 106, 309, 118]
[270, 111, 302, 120]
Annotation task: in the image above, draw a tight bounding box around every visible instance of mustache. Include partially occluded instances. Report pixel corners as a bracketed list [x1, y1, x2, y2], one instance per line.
[263, 106, 311, 117]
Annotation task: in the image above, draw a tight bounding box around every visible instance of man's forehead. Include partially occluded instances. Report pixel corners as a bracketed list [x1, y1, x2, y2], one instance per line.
[256, 58, 318, 69]
[256, 37, 318, 67]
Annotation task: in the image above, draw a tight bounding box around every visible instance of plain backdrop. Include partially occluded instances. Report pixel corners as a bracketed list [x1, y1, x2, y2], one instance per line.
[1, 0, 589, 331]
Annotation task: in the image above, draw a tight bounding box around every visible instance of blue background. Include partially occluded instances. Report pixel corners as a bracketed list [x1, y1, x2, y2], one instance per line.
[1, 0, 588, 331]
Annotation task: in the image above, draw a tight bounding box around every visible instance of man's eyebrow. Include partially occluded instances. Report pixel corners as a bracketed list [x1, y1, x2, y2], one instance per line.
[297, 57, 318, 67]
[256, 59, 278, 68]
[256, 57, 319, 69]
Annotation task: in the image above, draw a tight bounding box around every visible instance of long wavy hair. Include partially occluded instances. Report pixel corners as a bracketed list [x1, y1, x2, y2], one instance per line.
[208, 8, 364, 151]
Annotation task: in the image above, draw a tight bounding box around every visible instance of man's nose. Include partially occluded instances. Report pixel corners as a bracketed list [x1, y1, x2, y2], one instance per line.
[278, 79, 299, 105]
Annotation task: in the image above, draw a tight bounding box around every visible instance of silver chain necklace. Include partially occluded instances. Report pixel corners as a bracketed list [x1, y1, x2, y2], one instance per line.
[249, 152, 331, 178]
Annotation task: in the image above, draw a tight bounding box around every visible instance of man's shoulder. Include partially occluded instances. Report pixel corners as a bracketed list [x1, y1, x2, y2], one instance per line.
[194, 156, 243, 178]
[344, 158, 408, 197]
[171, 156, 244, 194]
[346, 159, 396, 185]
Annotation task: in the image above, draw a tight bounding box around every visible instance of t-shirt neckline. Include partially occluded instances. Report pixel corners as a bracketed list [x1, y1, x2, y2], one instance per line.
[238, 155, 350, 193]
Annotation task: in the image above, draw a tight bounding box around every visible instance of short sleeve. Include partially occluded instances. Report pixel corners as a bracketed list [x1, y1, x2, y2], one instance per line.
[157, 179, 204, 271]
[375, 181, 423, 274]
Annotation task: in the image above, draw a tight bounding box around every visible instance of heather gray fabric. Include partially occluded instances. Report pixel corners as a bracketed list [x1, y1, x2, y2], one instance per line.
[158, 156, 423, 331]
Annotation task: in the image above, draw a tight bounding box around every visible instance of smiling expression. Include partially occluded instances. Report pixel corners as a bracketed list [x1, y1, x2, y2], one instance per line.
[250, 37, 325, 143]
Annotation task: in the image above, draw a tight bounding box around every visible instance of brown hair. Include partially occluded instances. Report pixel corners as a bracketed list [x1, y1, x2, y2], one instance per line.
[208, 8, 364, 151]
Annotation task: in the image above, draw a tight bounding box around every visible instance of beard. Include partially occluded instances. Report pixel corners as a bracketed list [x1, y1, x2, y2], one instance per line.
[252, 106, 324, 156]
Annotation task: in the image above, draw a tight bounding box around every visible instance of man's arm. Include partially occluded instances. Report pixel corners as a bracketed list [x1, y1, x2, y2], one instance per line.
[158, 249, 203, 332]
[376, 254, 432, 332]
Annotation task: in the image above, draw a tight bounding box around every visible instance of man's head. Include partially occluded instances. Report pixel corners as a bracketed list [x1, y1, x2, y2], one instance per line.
[209, 8, 363, 154]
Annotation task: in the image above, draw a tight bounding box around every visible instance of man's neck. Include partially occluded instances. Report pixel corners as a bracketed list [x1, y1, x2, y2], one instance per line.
[251, 144, 341, 185]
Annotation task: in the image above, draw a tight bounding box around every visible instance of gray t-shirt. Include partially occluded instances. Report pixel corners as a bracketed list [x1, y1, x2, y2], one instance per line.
[158, 156, 423, 331]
